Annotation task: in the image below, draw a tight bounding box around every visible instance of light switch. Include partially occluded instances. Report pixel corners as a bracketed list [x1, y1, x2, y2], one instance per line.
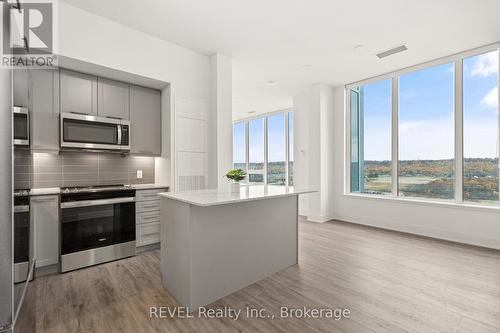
[137, 170, 143, 179]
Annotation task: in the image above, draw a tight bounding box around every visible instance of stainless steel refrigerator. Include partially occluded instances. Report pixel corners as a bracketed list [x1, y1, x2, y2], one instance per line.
[0, 0, 13, 331]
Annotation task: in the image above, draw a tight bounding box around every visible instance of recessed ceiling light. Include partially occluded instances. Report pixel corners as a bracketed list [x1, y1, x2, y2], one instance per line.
[376, 45, 408, 59]
[353, 44, 365, 50]
[266, 80, 275, 85]
[248, 110, 257, 114]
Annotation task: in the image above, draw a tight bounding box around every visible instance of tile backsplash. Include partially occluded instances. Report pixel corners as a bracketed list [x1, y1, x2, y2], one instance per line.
[14, 150, 155, 189]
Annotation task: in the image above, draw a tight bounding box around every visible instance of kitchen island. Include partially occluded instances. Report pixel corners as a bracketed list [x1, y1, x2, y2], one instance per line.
[158, 185, 314, 310]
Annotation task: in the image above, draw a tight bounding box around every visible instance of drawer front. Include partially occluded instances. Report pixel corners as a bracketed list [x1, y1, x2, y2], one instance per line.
[136, 188, 167, 202]
[137, 222, 160, 247]
[136, 200, 160, 213]
[136, 211, 160, 225]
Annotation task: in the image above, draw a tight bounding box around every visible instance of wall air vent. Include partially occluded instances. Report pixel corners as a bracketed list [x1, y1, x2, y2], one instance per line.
[376, 45, 408, 59]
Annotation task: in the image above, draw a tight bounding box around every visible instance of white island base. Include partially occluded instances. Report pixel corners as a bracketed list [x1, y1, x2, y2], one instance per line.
[159, 186, 312, 310]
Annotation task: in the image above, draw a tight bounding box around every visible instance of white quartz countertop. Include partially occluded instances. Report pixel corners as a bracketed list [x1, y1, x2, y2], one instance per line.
[29, 187, 61, 196]
[158, 185, 315, 207]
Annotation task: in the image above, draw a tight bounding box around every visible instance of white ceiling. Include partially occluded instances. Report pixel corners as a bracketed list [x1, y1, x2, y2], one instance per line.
[61, 0, 500, 119]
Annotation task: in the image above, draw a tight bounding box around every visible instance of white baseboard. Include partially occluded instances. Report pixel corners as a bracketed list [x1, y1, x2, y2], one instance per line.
[334, 213, 500, 250]
[306, 215, 334, 223]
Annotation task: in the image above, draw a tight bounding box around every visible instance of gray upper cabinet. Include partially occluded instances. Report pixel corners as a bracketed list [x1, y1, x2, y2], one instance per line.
[30, 69, 60, 151]
[60, 69, 97, 115]
[130, 85, 161, 156]
[98, 78, 130, 120]
[13, 68, 29, 108]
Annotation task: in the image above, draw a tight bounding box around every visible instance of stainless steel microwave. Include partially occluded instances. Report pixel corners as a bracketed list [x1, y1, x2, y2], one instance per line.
[60, 113, 130, 151]
[13, 107, 29, 146]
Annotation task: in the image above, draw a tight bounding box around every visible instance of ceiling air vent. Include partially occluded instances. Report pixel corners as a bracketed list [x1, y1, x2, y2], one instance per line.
[376, 45, 408, 59]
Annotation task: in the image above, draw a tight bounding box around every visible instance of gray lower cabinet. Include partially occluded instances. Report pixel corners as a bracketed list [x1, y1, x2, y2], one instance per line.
[60, 69, 97, 115]
[13, 68, 29, 108]
[130, 85, 161, 156]
[136, 188, 166, 247]
[98, 78, 130, 120]
[30, 69, 60, 151]
[31, 195, 59, 268]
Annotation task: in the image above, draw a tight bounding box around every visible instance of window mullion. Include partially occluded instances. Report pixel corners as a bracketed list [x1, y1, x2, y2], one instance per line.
[455, 60, 464, 203]
[391, 77, 399, 197]
[498, 49, 500, 204]
[264, 117, 268, 185]
[285, 112, 290, 186]
[245, 121, 249, 182]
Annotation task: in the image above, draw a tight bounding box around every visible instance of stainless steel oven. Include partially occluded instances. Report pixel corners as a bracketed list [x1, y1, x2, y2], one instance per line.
[60, 186, 136, 272]
[13, 107, 29, 146]
[14, 190, 31, 284]
[60, 113, 130, 151]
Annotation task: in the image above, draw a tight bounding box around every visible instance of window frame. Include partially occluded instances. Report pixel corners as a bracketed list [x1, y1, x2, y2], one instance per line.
[345, 43, 500, 208]
[233, 109, 293, 186]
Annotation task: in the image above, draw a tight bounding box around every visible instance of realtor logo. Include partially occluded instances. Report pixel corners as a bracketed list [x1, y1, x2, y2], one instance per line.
[2, 1, 56, 68]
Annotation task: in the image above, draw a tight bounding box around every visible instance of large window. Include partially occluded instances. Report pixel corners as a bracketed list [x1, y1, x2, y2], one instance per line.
[233, 110, 294, 186]
[463, 50, 499, 204]
[348, 45, 500, 207]
[267, 113, 286, 185]
[350, 80, 392, 194]
[398, 63, 455, 199]
[248, 118, 265, 183]
[233, 122, 246, 171]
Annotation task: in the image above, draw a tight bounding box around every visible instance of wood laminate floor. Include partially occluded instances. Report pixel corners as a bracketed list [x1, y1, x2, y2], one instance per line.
[35, 219, 500, 333]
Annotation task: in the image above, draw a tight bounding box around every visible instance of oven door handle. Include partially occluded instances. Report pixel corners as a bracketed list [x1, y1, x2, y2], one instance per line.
[14, 205, 30, 213]
[117, 124, 122, 145]
[61, 197, 135, 209]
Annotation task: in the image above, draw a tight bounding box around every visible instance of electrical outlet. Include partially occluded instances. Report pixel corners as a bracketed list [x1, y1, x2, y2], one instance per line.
[136, 170, 143, 179]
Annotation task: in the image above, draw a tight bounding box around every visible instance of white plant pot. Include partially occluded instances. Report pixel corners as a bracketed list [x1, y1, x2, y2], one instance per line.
[230, 182, 241, 193]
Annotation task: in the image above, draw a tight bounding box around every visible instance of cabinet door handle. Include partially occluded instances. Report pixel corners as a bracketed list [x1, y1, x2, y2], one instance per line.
[143, 232, 159, 237]
[32, 197, 56, 202]
[141, 215, 159, 221]
[141, 204, 158, 209]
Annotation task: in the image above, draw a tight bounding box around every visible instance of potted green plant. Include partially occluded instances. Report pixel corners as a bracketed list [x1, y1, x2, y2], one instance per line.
[224, 169, 247, 193]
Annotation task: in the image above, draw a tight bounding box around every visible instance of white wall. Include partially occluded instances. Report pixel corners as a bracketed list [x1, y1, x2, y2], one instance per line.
[293, 84, 335, 222]
[330, 86, 500, 250]
[56, 2, 214, 189]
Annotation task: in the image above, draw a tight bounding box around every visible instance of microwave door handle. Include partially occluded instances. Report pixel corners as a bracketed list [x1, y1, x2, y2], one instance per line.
[117, 125, 122, 145]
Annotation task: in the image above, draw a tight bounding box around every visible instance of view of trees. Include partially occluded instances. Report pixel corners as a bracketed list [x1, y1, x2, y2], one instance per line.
[234, 161, 291, 185]
[363, 158, 499, 203]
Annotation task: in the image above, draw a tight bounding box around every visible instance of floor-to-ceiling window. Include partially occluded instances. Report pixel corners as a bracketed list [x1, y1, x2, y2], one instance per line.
[232, 110, 294, 185]
[248, 118, 265, 183]
[398, 63, 455, 199]
[463, 50, 499, 204]
[267, 113, 286, 185]
[350, 80, 392, 195]
[348, 44, 500, 207]
[233, 122, 246, 171]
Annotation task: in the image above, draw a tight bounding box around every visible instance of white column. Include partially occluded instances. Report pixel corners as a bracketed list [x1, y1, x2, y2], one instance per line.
[209, 53, 233, 191]
[293, 84, 335, 222]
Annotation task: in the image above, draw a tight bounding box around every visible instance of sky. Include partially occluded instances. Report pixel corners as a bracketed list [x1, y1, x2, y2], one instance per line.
[233, 112, 293, 164]
[363, 50, 498, 161]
